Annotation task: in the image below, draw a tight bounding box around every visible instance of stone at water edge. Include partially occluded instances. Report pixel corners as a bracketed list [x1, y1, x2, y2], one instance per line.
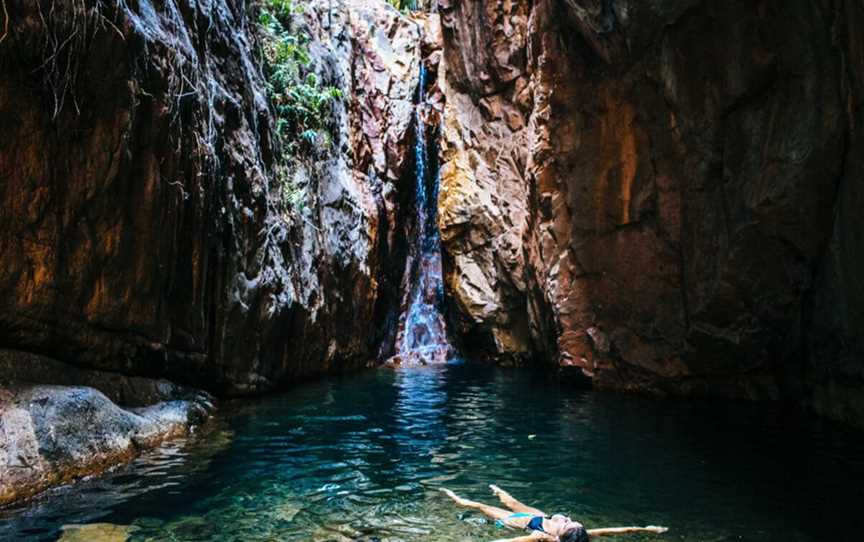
[385, 346, 451, 367]
[0, 384, 214, 507]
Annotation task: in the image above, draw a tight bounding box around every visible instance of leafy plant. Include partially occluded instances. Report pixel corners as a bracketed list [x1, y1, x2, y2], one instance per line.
[388, 0, 418, 11]
[258, 0, 343, 211]
[275, 164, 307, 213]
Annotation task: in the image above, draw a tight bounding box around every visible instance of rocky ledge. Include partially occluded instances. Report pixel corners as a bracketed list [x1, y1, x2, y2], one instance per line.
[0, 378, 213, 507]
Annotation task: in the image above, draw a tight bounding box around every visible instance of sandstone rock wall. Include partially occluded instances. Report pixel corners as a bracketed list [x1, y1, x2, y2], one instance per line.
[0, 0, 422, 395]
[2, 0, 861, 428]
[437, 0, 864, 425]
[437, 0, 534, 362]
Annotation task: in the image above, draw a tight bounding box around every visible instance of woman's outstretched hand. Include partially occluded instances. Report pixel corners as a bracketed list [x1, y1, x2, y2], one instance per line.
[587, 525, 670, 537]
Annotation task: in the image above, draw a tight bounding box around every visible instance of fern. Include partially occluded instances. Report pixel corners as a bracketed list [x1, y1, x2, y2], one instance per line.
[388, 0, 418, 11]
[258, 0, 343, 211]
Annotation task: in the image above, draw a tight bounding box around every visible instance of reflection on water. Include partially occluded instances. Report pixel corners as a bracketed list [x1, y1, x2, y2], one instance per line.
[2, 365, 864, 541]
[395, 368, 447, 458]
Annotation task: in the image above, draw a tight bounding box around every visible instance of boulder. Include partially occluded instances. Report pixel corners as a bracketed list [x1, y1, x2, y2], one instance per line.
[0, 383, 213, 506]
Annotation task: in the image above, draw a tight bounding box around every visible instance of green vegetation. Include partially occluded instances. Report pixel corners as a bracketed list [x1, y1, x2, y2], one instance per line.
[387, 0, 418, 11]
[258, 0, 343, 211]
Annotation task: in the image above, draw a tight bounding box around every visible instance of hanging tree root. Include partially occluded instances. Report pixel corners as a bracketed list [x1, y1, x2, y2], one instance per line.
[32, 0, 126, 118]
[1, 0, 9, 44]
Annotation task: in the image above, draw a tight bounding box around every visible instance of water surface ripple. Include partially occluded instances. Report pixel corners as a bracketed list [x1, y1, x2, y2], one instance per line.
[2, 365, 864, 541]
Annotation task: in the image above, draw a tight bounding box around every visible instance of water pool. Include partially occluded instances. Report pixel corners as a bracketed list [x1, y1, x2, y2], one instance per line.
[3, 365, 863, 541]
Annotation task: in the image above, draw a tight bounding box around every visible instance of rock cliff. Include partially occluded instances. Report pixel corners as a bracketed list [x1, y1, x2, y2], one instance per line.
[0, 0, 428, 505]
[436, 0, 864, 425]
[0, 0, 422, 395]
[2, 0, 863, 509]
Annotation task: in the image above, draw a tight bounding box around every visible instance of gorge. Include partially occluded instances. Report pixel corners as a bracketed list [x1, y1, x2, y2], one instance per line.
[1, 0, 864, 539]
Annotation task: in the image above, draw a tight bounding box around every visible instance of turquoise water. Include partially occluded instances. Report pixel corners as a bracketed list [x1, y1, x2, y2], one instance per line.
[3, 365, 864, 541]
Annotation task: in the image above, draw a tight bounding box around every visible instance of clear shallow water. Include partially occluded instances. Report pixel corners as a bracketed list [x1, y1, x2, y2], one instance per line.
[3, 365, 864, 541]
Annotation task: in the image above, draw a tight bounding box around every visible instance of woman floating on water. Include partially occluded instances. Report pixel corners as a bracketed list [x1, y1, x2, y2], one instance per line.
[441, 485, 669, 542]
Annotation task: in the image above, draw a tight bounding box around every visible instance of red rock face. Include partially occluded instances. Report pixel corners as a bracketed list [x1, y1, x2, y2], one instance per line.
[0, 0, 421, 395]
[1, 0, 862, 428]
[438, 0, 864, 425]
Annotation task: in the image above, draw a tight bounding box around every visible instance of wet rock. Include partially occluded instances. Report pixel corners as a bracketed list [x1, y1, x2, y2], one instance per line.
[261, 0, 424, 380]
[0, 349, 200, 407]
[382, 10, 454, 366]
[58, 523, 138, 542]
[0, 383, 213, 507]
[385, 346, 451, 367]
[0, 0, 424, 500]
[0, 0, 418, 395]
[438, 0, 864, 424]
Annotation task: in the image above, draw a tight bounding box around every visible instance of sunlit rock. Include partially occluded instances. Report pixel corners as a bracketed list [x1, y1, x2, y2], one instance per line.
[58, 523, 138, 542]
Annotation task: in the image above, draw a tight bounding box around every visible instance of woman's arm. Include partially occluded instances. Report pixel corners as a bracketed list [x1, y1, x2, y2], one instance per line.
[587, 526, 669, 537]
[490, 532, 556, 542]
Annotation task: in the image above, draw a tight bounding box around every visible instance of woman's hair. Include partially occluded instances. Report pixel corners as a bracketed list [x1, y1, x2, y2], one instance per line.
[558, 525, 590, 542]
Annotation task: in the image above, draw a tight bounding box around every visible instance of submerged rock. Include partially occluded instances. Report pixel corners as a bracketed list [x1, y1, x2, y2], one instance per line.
[58, 523, 138, 542]
[0, 383, 213, 507]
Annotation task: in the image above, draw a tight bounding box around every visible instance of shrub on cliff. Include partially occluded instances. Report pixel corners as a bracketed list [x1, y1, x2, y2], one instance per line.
[258, 0, 343, 211]
[388, 0, 416, 11]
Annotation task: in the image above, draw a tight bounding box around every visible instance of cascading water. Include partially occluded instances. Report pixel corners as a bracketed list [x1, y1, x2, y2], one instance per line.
[390, 65, 451, 365]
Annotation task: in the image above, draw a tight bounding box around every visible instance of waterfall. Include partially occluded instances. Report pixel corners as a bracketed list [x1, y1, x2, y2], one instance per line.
[390, 65, 451, 365]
